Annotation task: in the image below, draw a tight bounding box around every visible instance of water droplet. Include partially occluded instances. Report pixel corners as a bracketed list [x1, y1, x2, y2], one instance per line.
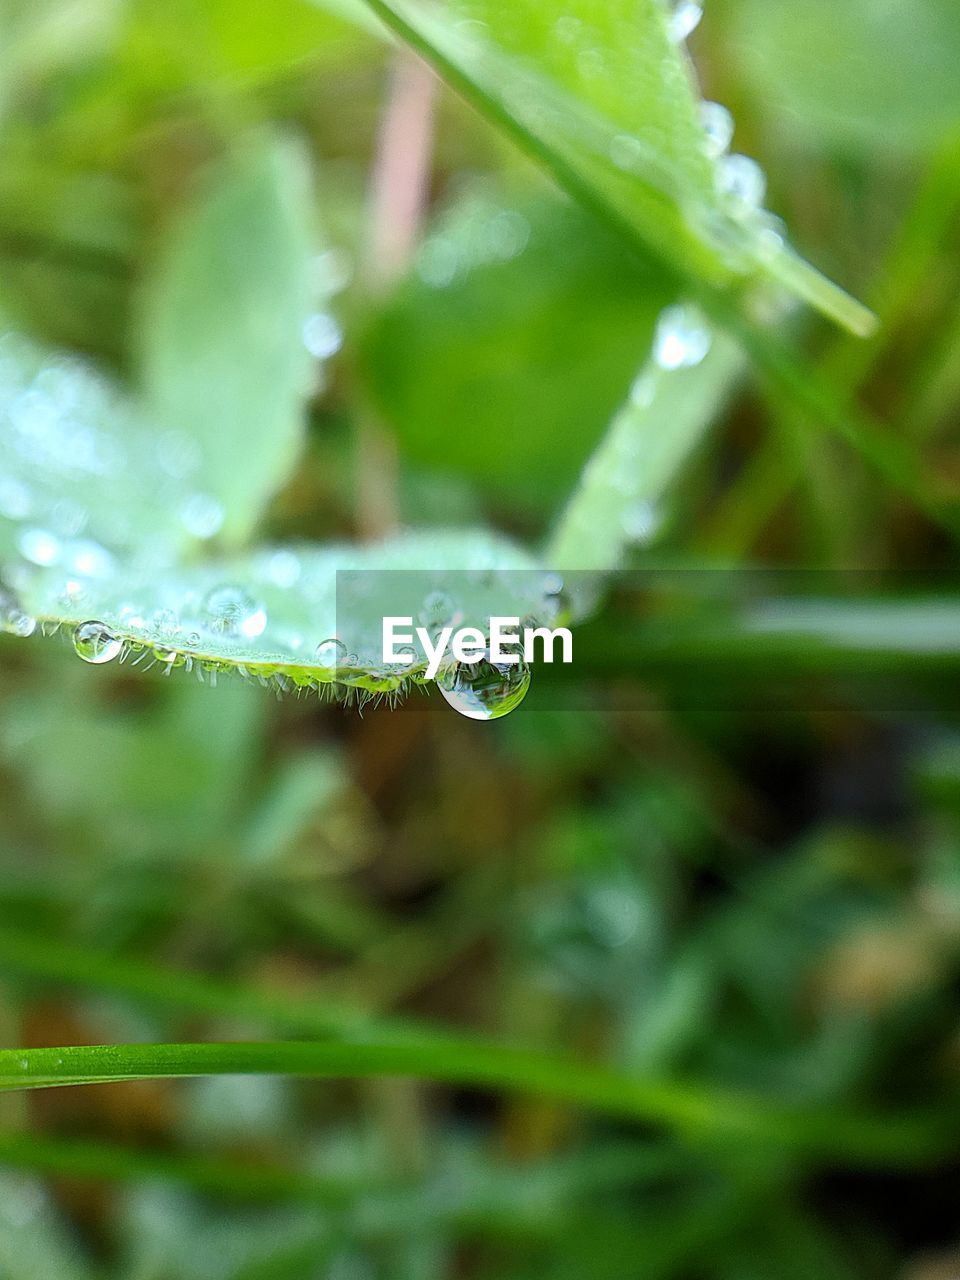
[554, 14, 582, 43]
[629, 370, 657, 408]
[623, 500, 661, 543]
[202, 585, 267, 639]
[609, 133, 645, 173]
[18, 527, 61, 567]
[181, 493, 225, 540]
[64, 538, 115, 578]
[543, 572, 564, 597]
[418, 589, 458, 636]
[312, 247, 353, 295]
[653, 304, 712, 370]
[668, 0, 703, 42]
[699, 101, 734, 159]
[437, 654, 530, 721]
[0, 477, 32, 520]
[73, 620, 122, 664]
[0, 588, 37, 638]
[718, 154, 767, 211]
[157, 431, 202, 479]
[303, 312, 343, 360]
[577, 48, 605, 79]
[389, 646, 419, 671]
[315, 637, 348, 667]
[265, 549, 301, 588]
[417, 238, 460, 288]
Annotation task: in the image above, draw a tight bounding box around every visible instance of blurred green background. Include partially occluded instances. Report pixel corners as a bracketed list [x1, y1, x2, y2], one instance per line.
[1, 0, 960, 1276]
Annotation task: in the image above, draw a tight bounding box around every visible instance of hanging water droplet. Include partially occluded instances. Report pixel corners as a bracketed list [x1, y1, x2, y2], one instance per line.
[699, 101, 734, 159]
[437, 654, 530, 721]
[201, 585, 267, 639]
[315, 637, 348, 667]
[668, 0, 703, 42]
[718, 154, 767, 211]
[653, 305, 712, 370]
[73, 620, 122, 664]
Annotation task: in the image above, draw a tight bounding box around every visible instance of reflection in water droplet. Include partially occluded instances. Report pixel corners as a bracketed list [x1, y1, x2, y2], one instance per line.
[315, 637, 348, 666]
[668, 0, 703, 42]
[699, 101, 734, 159]
[73, 620, 122, 664]
[202, 585, 268, 639]
[438, 655, 530, 721]
[653, 304, 712, 370]
[718, 154, 767, 210]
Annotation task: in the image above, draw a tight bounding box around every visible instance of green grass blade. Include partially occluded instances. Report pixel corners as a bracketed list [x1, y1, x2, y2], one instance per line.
[0, 1041, 953, 1167]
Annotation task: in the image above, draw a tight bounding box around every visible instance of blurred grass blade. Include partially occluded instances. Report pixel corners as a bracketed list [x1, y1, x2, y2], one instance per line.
[137, 132, 318, 548]
[354, 0, 875, 336]
[547, 305, 743, 570]
[0, 1041, 952, 1165]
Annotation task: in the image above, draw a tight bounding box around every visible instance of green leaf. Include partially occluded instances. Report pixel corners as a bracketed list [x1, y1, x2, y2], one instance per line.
[547, 304, 743, 569]
[728, 0, 960, 153]
[356, 0, 875, 336]
[13, 529, 554, 694]
[362, 189, 676, 508]
[137, 133, 318, 547]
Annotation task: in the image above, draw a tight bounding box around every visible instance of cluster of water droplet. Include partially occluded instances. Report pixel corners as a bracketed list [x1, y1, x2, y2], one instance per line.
[0, 332, 231, 582]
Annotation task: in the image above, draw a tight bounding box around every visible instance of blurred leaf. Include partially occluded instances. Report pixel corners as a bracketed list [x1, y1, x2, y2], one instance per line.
[0, 0, 120, 119]
[363, 190, 675, 507]
[137, 134, 318, 547]
[0, 329, 210, 571]
[728, 0, 960, 152]
[0, 1170, 94, 1280]
[358, 0, 875, 334]
[547, 304, 743, 569]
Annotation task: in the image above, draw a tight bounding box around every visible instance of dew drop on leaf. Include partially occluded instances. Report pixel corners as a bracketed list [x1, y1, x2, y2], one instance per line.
[73, 620, 123, 664]
[653, 305, 712, 370]
[437, 654, 531, 721]
[0, 587, 37, 638]
[699, 101, 735, 159]
[668, 0, 703, 43]
[718, 154, 767, 211]
[315, 637, 348, 666]
[201, 585, 268, 638]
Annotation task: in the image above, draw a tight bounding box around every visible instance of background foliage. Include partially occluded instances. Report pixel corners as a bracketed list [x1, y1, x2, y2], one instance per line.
[0, 0, 959, 1276]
